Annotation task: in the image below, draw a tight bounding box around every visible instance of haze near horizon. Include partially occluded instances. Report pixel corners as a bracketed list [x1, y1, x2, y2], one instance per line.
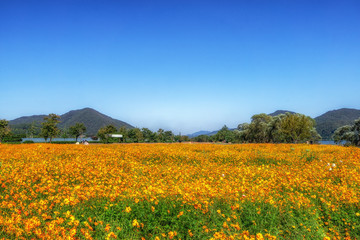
[1, 0, 360, 134]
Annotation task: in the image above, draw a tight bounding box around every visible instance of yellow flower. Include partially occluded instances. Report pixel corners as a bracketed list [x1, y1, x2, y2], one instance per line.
[132, 219, 140, 228]
[125, 206, 132, 213]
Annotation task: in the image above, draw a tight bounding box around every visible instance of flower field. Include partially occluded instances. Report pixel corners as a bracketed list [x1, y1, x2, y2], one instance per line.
[0, 143, 360, 239]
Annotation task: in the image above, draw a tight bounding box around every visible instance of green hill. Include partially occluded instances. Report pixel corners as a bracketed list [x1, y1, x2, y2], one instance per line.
[268, 110, 296, 116]
[315, 108, 360, 140]
[9, 108, 133, 136]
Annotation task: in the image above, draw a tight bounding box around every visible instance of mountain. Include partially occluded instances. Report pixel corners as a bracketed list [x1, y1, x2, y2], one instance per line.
[187, 131, 212, 138]
[9, 108, 133, 136]
[187, 109, 360, 140]
[315, 108, 360, 140]
[10, 115, 46, 125]
[268, 110, 296, 116]
[187, 128, 236, 138]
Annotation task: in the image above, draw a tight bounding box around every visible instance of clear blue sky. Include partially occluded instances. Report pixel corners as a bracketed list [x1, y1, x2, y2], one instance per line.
[1, 0, 360, 134]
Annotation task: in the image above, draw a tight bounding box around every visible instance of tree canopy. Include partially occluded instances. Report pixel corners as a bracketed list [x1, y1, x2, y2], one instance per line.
[40, 114, 61, 143]
[69, 122, 87, 142]
[333, 118, 360, 146]
[197, 113, 321, 144]
[0, 119, 11, 143]
[97, 125, 117, 143]
[238, 113, 321, 143]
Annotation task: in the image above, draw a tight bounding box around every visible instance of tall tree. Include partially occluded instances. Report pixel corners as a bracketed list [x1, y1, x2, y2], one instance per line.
[97, 125, 117, 143]
[236, 113, 320, 143]
[247, 114, 272, 143]
[0, 119, 11, 143]
[142, 128, 156, 142]
[164, 130, 174, 142]
[157, 129, 165, 142]
[214, 125, 235, 143]
[40, 114, 60, 143]
[60, 128, 70, 140]
[267, 114, 286, 143]
[118, 126, 128, 143]
[128, 128, 144, 142]
[279, 113, 318, 143]
[333, 118, 360, 146]
[27, 121, 39, 138]
[69, 122, 87, 142]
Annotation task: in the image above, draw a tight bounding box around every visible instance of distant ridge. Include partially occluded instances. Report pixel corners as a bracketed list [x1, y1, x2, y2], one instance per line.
[187, 108, 360, 140]
[315, 108, 360, 140]
[268, 110, 296, 116]
[10, 115, 46, 125]
[187, 130, 211, 138]
[9, 108, 133, 136]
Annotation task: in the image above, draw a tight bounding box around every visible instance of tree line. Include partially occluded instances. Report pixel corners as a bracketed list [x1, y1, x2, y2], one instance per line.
[96, 125, 189, 143]
[1, 112, 360, 145]
[193, 113, 322, 144]
[333, 118, 360, 146]
[0, 114, 189, 143]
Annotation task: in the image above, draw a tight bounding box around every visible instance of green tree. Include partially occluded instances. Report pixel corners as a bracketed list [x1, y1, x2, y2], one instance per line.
[333, 118, 360, 146]
[192, 134, 211, 142]
[141, 128, 156, 142]
[267, 114, 286, 143]
[164, 130, 174, 142]
[128, 128, 144, 142]
[247, 114, 272, 143]
[118, 126, 128, 143]
[60, 128, 70, 140]
[0, 119, 11, 143]
[214, 125, 235, 143]
[236, 123, 250, 143]
[69, 122, 87, 142]
[97, 125, 117, 143]
[40, 114, 60, 143]
[279, 113, 319, 143]
[27, 121, 39, 138]
[157, 129, 165, 142]
[175, 135, 190, 142]
[236, 113, 320, 143]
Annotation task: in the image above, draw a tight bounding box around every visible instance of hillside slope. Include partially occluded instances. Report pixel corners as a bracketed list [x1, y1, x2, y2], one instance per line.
[315, 108, 360, 140]
[10, 108, 133, 136]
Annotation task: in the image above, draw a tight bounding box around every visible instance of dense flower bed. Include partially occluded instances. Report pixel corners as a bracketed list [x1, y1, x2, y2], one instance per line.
[0, 143, 359, 239]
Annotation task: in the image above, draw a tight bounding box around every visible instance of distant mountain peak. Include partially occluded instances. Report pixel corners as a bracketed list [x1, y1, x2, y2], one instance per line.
[187, 130, 212, 138]
[268, 110, 296, 116]
[10, 108, 133, 136]
[315, 108, 360, 140]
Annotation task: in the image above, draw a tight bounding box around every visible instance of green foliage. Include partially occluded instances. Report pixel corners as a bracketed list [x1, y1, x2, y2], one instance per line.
[118, 126, 128, 143]
[35, 196, 354, 239]
[69, 122, 87, 142]
[142, 128, 157, 142]
[164, 131, 174, 142]
[50, 141, 77, 144]
[174, 135, 190, 142]
[22, 140, 35, 144]
[40, 114, 61, 143]
[128, 128, 144, 143]
[315, 108, 360, 140]
[248, 114, 272, 143]
[192, 134, 211, 142]
[0, 119, 11, 143]
[333, 118, 360, 146]
[60, 128, 70, 139]
[2, 135, 22, 143]
[97, 125, 117, 143]
[279, 113, 318, 143]
[236, 113, 321, 144]
[156, 129, 165, 142]
[213, 125, 235, 143]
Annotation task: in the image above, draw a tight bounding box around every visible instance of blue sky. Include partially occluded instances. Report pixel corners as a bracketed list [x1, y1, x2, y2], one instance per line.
[1, 0, 360, 134]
